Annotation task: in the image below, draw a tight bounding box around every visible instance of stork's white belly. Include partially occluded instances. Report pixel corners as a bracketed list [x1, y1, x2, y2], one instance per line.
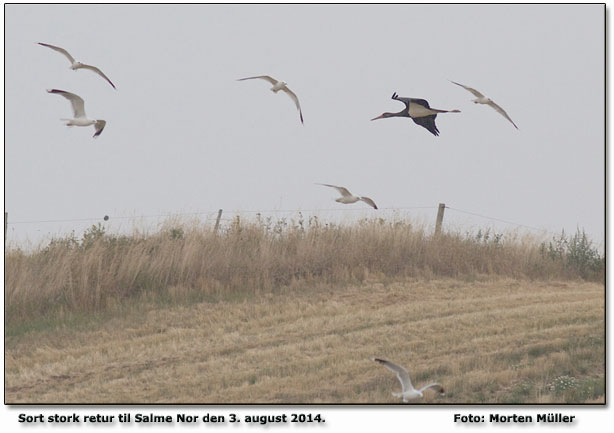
[408, 103, 436, 118]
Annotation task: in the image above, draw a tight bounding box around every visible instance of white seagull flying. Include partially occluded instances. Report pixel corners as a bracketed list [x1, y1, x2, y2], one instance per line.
[371, 357, 444, 402]
[317, 184, 378, 209]
[238, 75, 303, 124]
[450, 80, 518, 129]
[38, 42, 116, 89]
[47, 89, 106, 138]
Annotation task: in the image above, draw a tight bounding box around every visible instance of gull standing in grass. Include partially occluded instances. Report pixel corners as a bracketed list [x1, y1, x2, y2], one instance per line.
[237, 75, 303, 124]
[450, 80, 518, 129]
[38, 42, 116, 89]
[371, 357, 444, 402]
[47, 89, 106, 138]
[371, 92, 460, 136]
[316, 184, 378, 209]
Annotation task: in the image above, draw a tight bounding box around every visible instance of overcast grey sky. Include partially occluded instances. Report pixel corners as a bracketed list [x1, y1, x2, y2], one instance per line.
[4, 4, 605, 246]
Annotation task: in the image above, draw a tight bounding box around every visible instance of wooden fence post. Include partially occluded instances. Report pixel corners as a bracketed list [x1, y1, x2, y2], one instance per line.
[213, 209, 223, 234]
[434, 203, 445, 236]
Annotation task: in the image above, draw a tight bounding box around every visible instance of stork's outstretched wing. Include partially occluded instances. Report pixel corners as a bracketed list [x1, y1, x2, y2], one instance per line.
[392, 92, 432, 109]
[412, 115, 439, 136]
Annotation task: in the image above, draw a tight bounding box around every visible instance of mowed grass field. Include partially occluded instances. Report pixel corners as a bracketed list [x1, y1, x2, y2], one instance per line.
[5, 277, 604, 404]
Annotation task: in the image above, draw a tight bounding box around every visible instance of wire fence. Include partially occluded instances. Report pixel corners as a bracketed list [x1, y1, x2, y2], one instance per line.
[444, 206, 549, 233]
[5, 204, 569, 237]
[6, 206, 440, 225]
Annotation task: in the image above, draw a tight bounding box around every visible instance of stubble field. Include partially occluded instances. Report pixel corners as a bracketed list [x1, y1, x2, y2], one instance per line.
[5, 277, 604, 404]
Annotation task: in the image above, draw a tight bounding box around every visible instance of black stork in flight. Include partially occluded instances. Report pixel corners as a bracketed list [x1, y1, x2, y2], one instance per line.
[371, 92, 460, 136]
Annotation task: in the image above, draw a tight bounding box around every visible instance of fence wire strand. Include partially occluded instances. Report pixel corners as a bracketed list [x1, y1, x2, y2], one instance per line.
[444, 206, 549, 233]
[6, 206, 438, 225]
[5, 205, 576, 240]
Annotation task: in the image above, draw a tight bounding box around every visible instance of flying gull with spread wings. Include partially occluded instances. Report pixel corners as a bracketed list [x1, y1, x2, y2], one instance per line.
[47, 89, 106, 138]
[237, 75, 303, 124]
[371, 357, 444, 402]
[38, 42, 116, 89]
[450, 80, 518, 129]
[317, 184, 378, 209]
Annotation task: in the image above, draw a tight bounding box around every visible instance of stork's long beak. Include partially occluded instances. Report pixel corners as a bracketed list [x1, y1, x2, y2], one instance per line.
[371, 114, 385, 121]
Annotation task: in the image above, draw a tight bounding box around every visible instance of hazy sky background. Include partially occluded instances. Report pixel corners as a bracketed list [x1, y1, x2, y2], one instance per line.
[4, 4, 605, 246]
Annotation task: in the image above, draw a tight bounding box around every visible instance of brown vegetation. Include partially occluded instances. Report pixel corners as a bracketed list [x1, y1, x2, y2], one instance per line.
[4, 216, 604, 325]
[4, 217, 604, 403]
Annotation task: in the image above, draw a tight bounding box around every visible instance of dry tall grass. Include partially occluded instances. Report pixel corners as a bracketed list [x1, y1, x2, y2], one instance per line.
[5, 216, 603, 325]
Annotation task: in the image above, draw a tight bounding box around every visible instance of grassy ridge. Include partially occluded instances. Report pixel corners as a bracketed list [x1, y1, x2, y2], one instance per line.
[5, 216, 603, 325]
